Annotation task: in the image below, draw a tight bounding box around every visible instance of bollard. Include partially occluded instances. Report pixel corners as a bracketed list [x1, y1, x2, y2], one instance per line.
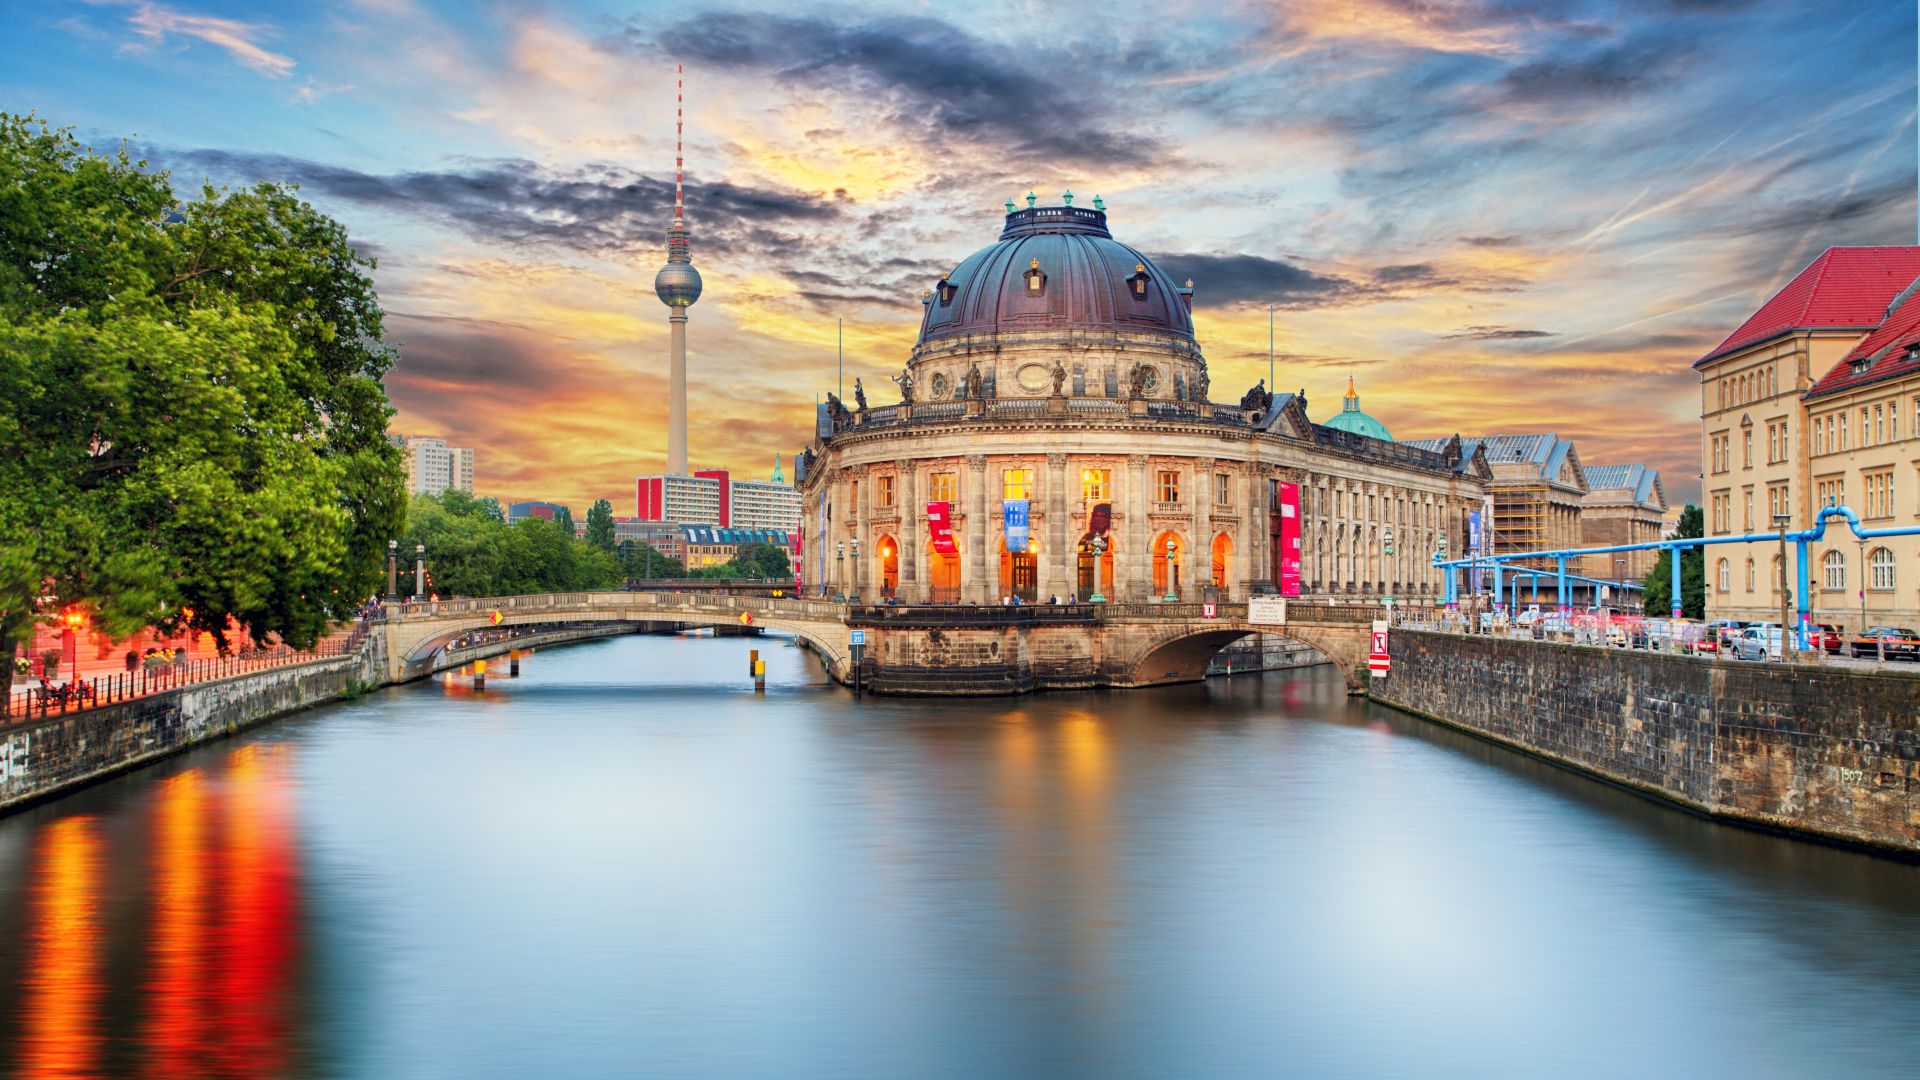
[753, 658, 765, 693]
[473, 658, 487, 692]
[749, 648, 759, 677]
[509, 649, 521, 678]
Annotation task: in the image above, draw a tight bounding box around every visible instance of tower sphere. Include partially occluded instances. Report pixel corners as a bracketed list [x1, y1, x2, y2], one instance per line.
[655, 260, 703, 308]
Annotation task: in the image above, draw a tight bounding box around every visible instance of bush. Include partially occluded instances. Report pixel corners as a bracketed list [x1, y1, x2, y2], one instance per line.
[40, 649, 62, 678]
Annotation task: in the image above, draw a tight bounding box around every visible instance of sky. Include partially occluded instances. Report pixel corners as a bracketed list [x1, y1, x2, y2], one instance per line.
[4, 0, 1916, 512]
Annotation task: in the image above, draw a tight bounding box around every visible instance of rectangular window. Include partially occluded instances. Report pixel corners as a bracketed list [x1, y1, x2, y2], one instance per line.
[1875, 404, 1885, 445]
[1081, 468, 1110, 502]
[1743, 429, 1752, 468]
[876, 475, 895, 508]
[1002, 468, 1033, 501]
[1158, 470, 1181, 503]
[928, 472, 956, 504]
[1215, 473, 1232, 505]
[1743, 489, 1753, 531]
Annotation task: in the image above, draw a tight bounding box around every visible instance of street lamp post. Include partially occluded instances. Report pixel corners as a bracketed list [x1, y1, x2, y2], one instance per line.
[1164, 536, 1179, 602]
[1089, 535, 1108, 603]
[414, 543, 426, 600]
[1383, 525, 1395, 612]
[1772, 513, 1794, 660]
[850, 536, 862, 604]
[387, 540, 399, 602]
[1857, 537, 1867, 640]
[835, 540, 845, 603]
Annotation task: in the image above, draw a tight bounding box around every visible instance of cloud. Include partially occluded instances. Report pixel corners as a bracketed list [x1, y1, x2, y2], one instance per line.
[643, 11, 1177, 168]
[1490, 34, 1697, 106]
[1149, 252, 1361, 308]
[1443, 325, 1557, 340]
[167, 150, 846, 261]
[119, 1, 295, 78]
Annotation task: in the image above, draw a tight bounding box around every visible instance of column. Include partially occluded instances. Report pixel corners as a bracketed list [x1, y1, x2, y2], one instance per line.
[1190, 460, 1212, 597]
[967, 454, 989, 604]
[900, 461, 920, 602]
[1124, 454, 1150, 601]
[853, 464, 870, 604]
[1244, 464, 1272, 594]
[1043, 453, 1069, 600]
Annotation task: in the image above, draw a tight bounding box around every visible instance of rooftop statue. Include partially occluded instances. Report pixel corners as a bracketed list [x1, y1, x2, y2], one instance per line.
[1052, 360, 1067, 396]
[1128, 363, 1152, 398]
[965, 364, 985, 400]
[1240, 380, 1272, 415]
[891, 368, 914, 404]
[853, 378, 868, 412]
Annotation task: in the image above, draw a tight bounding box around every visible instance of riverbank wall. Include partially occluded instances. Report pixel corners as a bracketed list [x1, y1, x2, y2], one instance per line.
[0, 636, 387, 815]
[1372, 629, 1920, 857]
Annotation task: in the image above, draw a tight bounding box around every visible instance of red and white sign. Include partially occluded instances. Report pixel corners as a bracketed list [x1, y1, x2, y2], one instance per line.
[1202, 602, 1217, 619]
[1369, 619, 1390, 677]
[926, 501, 957, 554]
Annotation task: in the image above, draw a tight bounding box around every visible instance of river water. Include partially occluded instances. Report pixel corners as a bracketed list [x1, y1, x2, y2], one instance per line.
[0, 632, 1916, 1079]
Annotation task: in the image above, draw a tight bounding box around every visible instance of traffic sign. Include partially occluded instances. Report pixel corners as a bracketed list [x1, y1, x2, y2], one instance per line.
[1202, 602, 1217, 619]
[849, 629, 866, 645]
[1369, 619, 1390, 678]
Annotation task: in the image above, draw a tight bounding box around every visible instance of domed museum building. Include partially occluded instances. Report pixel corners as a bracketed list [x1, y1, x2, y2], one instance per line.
[795, 198, 1491, 606]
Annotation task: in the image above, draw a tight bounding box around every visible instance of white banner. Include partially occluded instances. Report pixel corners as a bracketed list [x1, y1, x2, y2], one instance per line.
[1248, 596, 1288, 625]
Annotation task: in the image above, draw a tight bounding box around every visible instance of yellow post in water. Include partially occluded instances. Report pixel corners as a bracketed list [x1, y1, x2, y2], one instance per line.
[473, 658, 487, 691]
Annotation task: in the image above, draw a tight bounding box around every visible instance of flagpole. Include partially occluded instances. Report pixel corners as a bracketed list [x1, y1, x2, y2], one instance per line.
[1268, 304, 1274, 389]
[838, 317, 843, 402]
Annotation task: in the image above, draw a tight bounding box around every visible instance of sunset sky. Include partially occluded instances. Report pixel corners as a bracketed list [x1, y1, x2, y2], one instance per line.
[5, 0, 1915, 511]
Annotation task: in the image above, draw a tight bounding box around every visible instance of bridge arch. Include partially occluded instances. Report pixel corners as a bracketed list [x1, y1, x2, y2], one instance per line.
[1122, 620, 1368, 692]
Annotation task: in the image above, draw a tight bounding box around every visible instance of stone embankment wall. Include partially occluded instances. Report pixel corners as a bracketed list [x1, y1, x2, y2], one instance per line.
[1374, 630, 1920, 856]
[0, 636, 387, 814]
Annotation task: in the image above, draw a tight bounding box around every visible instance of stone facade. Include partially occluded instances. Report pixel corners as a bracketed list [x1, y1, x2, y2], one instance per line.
[1374, 629, 1920, 855]
[798, 204, 1491, 608]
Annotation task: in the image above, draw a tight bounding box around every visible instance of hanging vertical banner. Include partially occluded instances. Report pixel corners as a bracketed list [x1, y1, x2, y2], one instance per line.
[1004, 500, 1030, 552]
[1088, 502, 1112, 537]
[1278, 481, 1302, 597]
[926, 501, 957, 554]
[1468, 509, 1484, 594]
[793, 529, 804, 591]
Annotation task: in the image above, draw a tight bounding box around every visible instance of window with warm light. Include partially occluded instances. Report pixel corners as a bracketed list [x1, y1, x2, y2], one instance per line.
[1002, 468, 1033, 500]
[1158, 471, 1181, 502]
[929, 472, 956, 504]
[1081, 468, 1109, 501]
[876, 474, 895, 508]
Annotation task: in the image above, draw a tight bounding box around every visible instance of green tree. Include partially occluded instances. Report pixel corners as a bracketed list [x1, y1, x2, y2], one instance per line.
[0, 114, 404, 652]
[618, 540, 683, 579]
[585, 498, 616, 552]
[1642, 504, 1705, 619]
[398, 491, 623, 597]
[729, 541, 792, 579]
[553, 505, 576, 539]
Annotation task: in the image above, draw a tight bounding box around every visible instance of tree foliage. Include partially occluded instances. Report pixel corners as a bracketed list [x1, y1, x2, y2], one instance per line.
[618, 540, 684, 579]
[687, 541, 793, 580]
[1641, 504, 1705, 619]
[585, 498, 616, 552]
[0, 114, 404, 651]
[399, 492, 621, 597]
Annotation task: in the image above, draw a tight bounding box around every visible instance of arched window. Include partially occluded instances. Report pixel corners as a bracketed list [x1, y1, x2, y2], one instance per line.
[1744, 558, 1755, 592]
[1770, 554, 1783, 593]
[1823, 549, 1846, 592]
[1869, 547, 1896, 591]
[1717, 558, 1731, 592]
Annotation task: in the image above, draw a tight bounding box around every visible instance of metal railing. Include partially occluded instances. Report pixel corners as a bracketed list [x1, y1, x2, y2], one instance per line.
[4, 618, 380, 723]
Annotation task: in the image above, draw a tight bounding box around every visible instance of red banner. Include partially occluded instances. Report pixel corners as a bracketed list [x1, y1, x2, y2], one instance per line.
[1278, 481, 1302, 597]
[927, 501, 957, 554]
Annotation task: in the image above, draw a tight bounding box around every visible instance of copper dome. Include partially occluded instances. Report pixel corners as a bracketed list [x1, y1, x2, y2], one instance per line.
[916, 205, 1193, 347]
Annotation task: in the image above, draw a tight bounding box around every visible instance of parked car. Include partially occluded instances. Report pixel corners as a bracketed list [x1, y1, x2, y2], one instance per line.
[1849, 627, 1920, 660]
[1810, 623, 1846, 654]
[1732, 625, 1784, 662]
[1704, 620, 1748, 651]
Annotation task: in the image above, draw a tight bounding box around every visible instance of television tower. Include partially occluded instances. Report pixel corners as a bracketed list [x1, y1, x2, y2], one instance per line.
[653, 64, 702, 476]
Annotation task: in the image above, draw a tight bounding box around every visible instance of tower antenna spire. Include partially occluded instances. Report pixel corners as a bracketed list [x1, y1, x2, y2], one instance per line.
[675, 63, 685, 224]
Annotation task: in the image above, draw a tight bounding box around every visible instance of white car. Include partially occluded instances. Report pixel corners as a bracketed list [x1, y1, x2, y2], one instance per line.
[1731, 625, 1784, 662]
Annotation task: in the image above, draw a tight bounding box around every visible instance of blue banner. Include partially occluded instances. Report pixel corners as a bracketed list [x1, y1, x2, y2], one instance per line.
[1003, 499, 1030, 552]
[1468, 509, 1484, 594]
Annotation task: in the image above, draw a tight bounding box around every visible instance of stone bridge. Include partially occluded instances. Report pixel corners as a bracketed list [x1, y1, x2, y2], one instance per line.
[380, 592, 1378, 694]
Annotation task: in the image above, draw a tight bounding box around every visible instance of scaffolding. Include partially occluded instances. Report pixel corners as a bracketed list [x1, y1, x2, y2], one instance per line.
[1492, 482, 1552, 555]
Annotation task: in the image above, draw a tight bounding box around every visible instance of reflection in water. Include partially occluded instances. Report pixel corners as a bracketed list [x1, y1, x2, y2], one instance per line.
[18, 817, 102, 1080]
[0, 634, 1917, 1078]
[147, 770, 208, 1080]
[5, 746, 302, 1078]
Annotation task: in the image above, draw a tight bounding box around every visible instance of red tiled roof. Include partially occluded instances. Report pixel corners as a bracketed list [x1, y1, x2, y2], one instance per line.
[1694, 246, 1920, 368]
[1807, 276, 1920, 399]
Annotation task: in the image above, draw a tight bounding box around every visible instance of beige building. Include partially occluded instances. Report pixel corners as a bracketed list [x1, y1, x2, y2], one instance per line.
[1578, 464, 1669, 590]
[795, 200, 1491, 605]
[1696, 246, 1920, 629]
[391, 434, 475, 496]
